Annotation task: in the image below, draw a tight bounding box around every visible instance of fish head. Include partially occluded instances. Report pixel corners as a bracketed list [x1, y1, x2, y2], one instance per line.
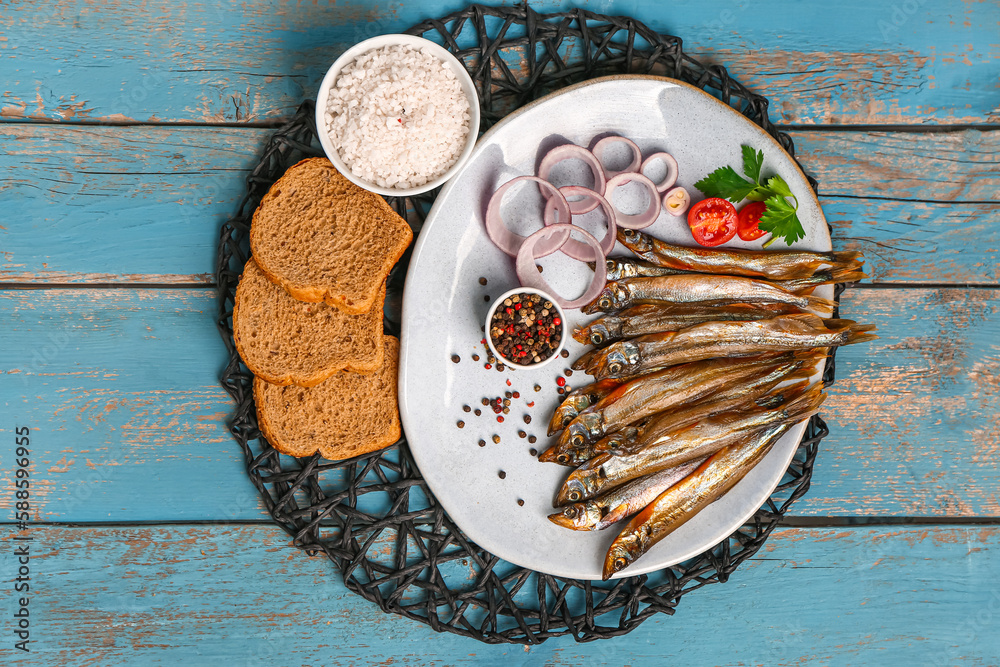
[585, 282, 628, 314]
[555, 469, 604, 505]
[588, 342, 640, 379]
[602, 530, 646, 580]
[585, 318, 623, 347]
[604, 258, 638, 281]
[619, 229, 652, 253]
[547, 503, 601, 530]
[603, 426, 639, 452]
[557, 412, 604, 451]
[548, 394, 592, 435]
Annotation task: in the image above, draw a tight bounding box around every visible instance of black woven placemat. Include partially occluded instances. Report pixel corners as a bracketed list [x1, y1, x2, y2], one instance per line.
[216, 4, 841, 644]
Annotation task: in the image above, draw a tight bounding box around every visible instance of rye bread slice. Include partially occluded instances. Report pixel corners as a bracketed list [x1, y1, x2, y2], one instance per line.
[254, 335, 401, 460]
[250, 157, 413, 314]
[233, 258, 384, 387]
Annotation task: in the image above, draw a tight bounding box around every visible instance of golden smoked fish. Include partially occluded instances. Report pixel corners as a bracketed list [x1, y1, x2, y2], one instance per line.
[602, 422, 789, 579]
[547, 379, 624, 436]
[573, 303, 802, 348]
[582, 275, 835, 315]
[547, 460, 703, 531]
[585, 314, 876, 381]
[549, 354, 808, 459]
[555, 385, 826, 506]
[616, 228, 865, 281]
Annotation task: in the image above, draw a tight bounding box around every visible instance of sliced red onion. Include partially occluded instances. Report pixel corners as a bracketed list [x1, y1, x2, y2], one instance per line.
[641, 152, 679, 193]
[541, 186, 617, 262]
[516, 224, 607, 310]
[663, 186, 691, 217]
[485, 176, 572, 257]
[604, 172, 661, 229]
[592, 136, 642, 179]
[537, 145, 606, 214]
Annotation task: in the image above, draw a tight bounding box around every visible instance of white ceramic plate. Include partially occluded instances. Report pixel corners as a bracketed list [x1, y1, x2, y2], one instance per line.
[399, 75, 831, 580]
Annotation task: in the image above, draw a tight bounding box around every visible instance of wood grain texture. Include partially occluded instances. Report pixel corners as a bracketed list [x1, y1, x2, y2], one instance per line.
[1, 286, 998, 521]
[0, 524, 998, 664]
[2, 0, 997, 126]
[3, 124, 997, 284]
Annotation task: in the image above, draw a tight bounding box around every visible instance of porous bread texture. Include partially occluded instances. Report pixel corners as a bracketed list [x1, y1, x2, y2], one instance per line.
[254, 335, 401, 460]
[250, 157, 413, 314]
[233, 258, 384, 387]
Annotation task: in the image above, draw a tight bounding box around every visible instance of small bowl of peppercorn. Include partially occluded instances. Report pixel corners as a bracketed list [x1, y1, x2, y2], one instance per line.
[485, 287, 565, 370]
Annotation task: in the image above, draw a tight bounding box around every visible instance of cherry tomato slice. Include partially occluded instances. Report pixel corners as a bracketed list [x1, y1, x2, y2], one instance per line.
[687, 198, 737, 247]
[737, 201, 769, 241]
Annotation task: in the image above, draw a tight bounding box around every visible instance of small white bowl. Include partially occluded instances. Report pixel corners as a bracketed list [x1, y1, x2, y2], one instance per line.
[315, 34, 481, 197]
[484, 287, 566, 371]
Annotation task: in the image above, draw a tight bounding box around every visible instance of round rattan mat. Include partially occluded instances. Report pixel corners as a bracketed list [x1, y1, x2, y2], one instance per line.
[216, 3, 842, 644]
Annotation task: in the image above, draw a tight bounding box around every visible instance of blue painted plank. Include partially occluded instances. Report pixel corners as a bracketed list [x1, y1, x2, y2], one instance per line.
[3, 124, 997, 284]
[0, 524, 998, 664]
[0, 286, 998, 521]
[2, 0, 997, 125]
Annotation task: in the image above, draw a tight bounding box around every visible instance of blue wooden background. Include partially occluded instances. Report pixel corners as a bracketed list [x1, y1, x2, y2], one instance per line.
[2, 0, 999, 663]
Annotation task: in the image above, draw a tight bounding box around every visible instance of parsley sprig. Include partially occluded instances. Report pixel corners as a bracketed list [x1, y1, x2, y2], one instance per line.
[693, 145, 805, 248]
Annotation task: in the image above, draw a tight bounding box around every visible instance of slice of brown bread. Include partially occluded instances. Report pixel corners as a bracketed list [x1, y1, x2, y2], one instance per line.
[233, 258, 384, 387]
[254, 335, 401, 460]
[250, 157, 413, 314]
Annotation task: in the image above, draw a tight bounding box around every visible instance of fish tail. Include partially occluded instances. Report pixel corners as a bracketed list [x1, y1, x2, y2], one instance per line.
[827, 264, 868, 284]
[804, 294, 836, 315]
[828, 250, 865, 267]
[844, 325, 879, 346]
[755, 379, 810, 408]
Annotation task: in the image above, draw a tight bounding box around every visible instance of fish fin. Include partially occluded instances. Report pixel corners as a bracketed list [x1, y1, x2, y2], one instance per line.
[777, 312, 828, 329]
[571, 327, 591, 345]
[828, 250, 865, 267]
[827, 265, 868, 284]
[844, 329, 879, 346]
[586, 262, 597, 272]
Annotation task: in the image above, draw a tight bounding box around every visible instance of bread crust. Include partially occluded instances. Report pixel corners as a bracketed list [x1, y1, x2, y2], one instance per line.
[249, 157, 413, 315]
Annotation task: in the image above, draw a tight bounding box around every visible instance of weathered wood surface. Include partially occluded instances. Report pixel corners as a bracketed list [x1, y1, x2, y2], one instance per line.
[3, 124, 998, 285]
[1, 524, 998, 664]
[2, 286, 997, 521]
[3, 0, 998, 126]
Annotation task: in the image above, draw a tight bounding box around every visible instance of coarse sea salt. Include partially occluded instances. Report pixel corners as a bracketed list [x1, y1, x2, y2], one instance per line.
[324, 44, 472, 190]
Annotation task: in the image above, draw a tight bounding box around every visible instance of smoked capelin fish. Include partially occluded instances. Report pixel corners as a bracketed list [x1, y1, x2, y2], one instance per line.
[549, 354, 807, 457]
[585, 313, 876, 381]
[573, 303, 804, 348]
[582, 274, 835, 315]
[547, 459, 703, 531]
[556, 384, 826, 506]
[542, 354, 821, 467]
[602, 422, 790, 579]
[616, 228, 865, 281]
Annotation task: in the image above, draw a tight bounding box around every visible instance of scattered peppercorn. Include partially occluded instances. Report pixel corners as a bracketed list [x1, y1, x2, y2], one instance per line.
[518, 430, 526, 438]
[485, 363, 492, 370]
[505, 391, 512, 398]
[478, 439, 486, 447]
[564, 369, 573, 377]
[497, 363, 505, 371]
[529, 447, 538, 456]
[479, 277, 488, 286]
[557, 387, 565, 395]
[503, 398, 511, 406]
[498, 471, 506, 479]
[484, 295, 490, 302]
[502, 407, 510, 414]
[456, 420, 465, 428]
[512, 391, 520, 398]
[534, 384, 541, 392]
[560, 349, 570, 358]
[517, 499, 525, 507]
[537, 265, 543, 273]
[463, 405, 471, 413]
[481, 397, 490, 406]
[526, 401, 535, 407]
[497, 415, 504, 423]
[451, 354, 460, 363]
[472, 354, 480, 361]
[474, 409, 481, 416]
[523, 415, 532, 424]
[556, 376, 566, 387]
[506, 379, 512, 387]
[528, 436, 537, 444]
[492, 435, 501, 444]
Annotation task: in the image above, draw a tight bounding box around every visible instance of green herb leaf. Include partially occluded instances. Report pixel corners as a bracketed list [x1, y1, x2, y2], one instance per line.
[758, 194, 806, 246]
[741, 145, 764, 183]
[693, 166, 758, 202]
[765, 174, 793, 199]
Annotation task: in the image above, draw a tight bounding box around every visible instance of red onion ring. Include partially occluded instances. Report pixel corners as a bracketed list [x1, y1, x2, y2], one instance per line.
[663, 186, 691, 216]
[541, 186, 617, 262]
[537, 145, 607, 214]
[641, 152, 679, 193]
[604, 172, 661, 229]
[592, 136, 642, 179]
[485, 176, 572, 257]
[516, 224, 607, 310]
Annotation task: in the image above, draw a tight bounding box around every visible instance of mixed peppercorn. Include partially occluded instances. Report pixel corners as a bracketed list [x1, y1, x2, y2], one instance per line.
[488, 292, 562, 366]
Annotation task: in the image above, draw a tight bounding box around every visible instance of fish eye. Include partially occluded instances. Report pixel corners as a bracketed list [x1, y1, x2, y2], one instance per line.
[608, 362, 622, 374]
[605, 259, 615, 270]
[556, 454, 569, 464]
[598, 297, 610, 309]
[568, 491, 581, 502]
[564, 507, 578, 518]
[613, 557, 628, 571]
[591, 332, 604, 345]
[571, 434, 584, 447]
[562, 416, 572, 426]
